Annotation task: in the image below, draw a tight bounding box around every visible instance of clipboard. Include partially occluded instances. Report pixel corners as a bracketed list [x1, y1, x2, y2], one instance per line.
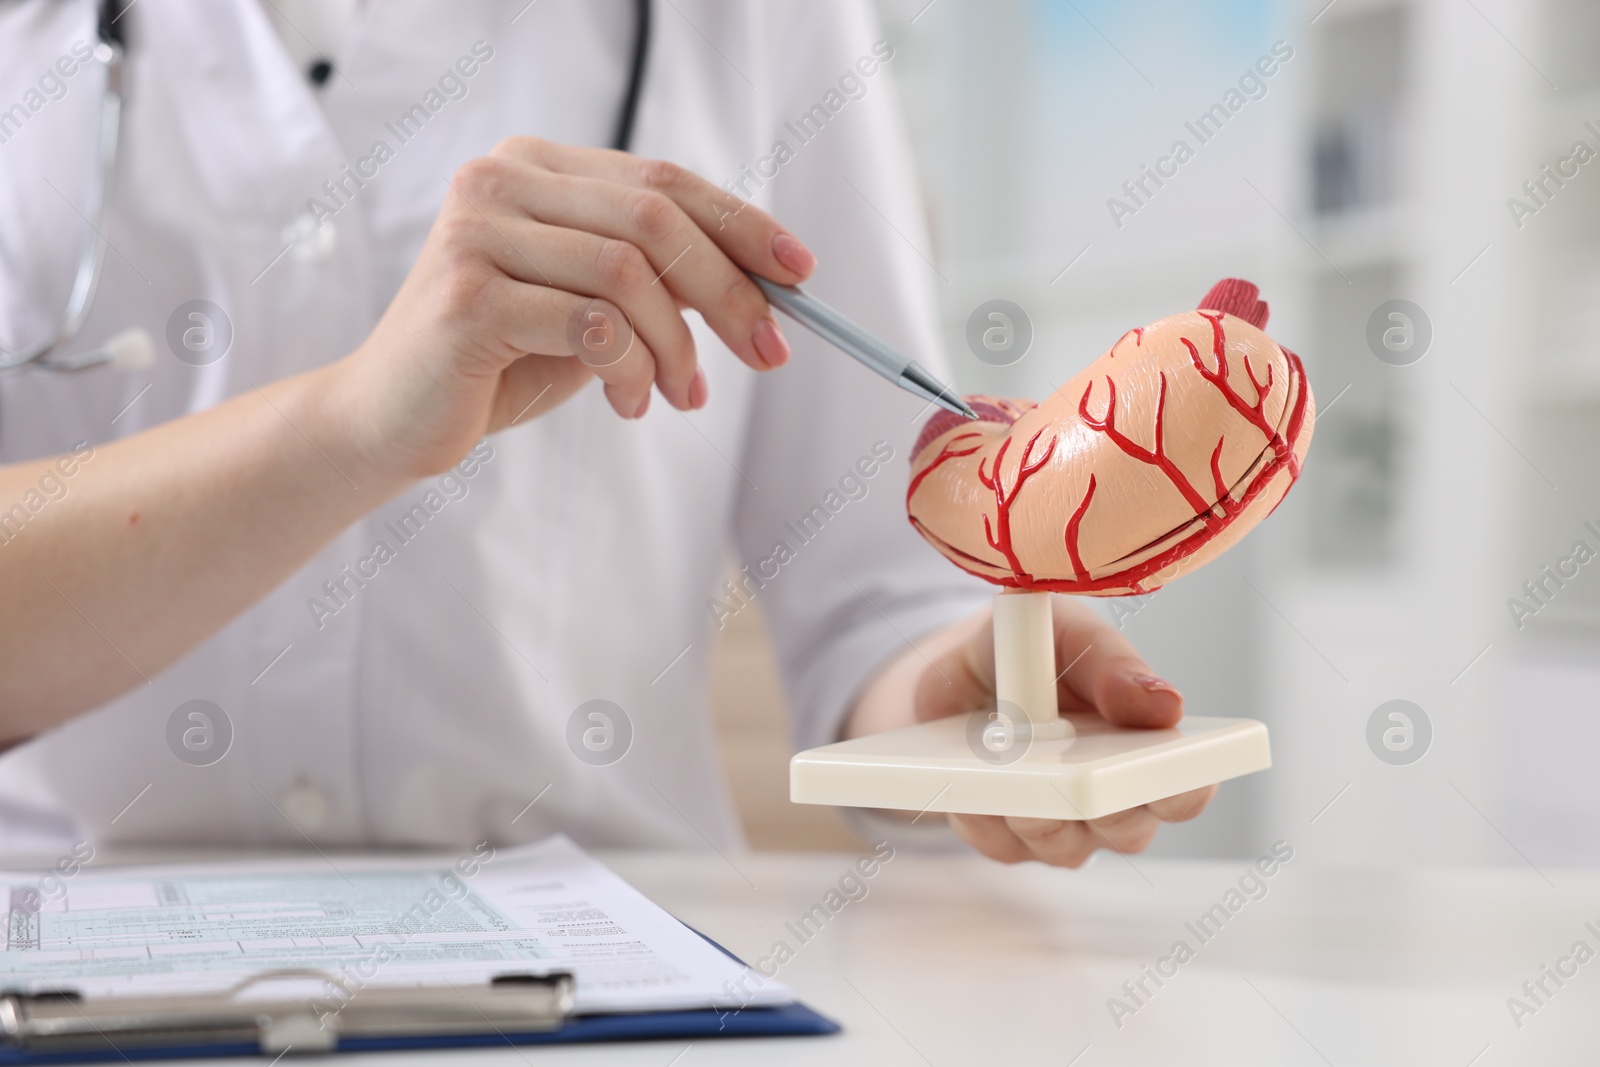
[0, 931, 838, 1062]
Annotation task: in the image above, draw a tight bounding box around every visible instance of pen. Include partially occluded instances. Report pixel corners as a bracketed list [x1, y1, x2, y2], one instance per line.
[749, 274, 978, 421]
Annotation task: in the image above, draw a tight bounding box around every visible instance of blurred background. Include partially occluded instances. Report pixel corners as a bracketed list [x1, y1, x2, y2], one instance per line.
[715, 0, 1600, 869]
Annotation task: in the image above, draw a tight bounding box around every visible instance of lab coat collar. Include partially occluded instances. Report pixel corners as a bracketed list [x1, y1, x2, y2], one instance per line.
[139, 0, 344, 225]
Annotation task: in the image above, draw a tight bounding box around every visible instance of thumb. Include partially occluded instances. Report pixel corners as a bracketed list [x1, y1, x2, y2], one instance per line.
[1052, 597, 1184, 729]
[490, 356, 594, 431]
[912, 598, 1186, 730]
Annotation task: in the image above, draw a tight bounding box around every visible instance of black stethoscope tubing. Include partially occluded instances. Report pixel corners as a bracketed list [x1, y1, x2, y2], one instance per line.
[612, 0, 651, 152]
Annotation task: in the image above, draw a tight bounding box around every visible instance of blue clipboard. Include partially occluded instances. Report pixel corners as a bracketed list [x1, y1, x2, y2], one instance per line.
[0, 931, 839, 1063]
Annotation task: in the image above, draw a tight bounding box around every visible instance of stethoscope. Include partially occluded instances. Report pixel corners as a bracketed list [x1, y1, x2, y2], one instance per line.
[1, 0, 652, 375]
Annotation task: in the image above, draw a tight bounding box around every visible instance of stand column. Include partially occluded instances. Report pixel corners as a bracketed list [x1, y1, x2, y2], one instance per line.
[992, 590, 1073, 741]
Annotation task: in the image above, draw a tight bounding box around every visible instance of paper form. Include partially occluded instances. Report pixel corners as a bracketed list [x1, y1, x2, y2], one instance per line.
[0, 835, 790, 1015]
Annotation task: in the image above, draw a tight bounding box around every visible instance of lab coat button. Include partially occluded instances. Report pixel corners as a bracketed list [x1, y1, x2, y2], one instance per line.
[281, 779, 330, 832]
[283, 212, 336, 263]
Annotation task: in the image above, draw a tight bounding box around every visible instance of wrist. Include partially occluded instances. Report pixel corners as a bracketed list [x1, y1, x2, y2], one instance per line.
[270, 362, 412, 507]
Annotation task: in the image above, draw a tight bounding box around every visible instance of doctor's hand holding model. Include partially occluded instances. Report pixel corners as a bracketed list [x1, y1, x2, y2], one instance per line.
[0, 0, 1212, 865]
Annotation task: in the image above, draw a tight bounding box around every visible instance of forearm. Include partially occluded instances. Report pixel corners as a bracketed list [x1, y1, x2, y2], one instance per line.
[0, 365, 404, 737]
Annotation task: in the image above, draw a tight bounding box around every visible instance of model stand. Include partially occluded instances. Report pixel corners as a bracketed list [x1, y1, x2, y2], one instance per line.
[790, 591, 1270, 821]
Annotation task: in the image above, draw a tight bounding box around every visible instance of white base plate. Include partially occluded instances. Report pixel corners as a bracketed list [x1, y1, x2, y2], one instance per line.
[790, 711, 1271, 820]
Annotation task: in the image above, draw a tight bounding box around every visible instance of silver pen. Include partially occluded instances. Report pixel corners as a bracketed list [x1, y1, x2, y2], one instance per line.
[749, 274, 977, 421]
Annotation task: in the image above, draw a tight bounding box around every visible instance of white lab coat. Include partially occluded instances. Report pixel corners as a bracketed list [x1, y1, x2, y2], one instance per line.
[0, 0, 987, 850]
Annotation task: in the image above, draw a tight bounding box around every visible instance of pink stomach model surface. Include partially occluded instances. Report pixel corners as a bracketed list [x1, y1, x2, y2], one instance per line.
[908, 279, 1315, 597]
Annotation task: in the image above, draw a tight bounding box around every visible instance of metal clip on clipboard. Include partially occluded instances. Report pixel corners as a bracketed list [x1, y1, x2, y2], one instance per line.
[0, 967, 574, 1055]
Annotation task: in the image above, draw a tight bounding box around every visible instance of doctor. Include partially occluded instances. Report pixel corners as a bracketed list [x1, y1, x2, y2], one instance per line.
[0, 0, 1212, 865]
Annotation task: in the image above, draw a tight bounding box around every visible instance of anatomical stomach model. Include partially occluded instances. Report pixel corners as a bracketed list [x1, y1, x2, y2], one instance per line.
[789, 280, 1313, 822]
[908, 279, 1314, 598]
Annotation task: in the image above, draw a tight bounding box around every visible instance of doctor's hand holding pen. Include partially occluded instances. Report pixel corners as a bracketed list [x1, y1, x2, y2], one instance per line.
[336, 137, 818, 479]
[0, 138, 812, 733]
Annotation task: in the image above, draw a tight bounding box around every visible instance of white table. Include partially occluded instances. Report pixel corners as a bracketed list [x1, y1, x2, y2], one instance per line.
[11, 848, 1599, 1065]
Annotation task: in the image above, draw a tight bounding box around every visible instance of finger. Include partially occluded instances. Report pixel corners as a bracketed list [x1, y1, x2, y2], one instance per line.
[1003, 817, 1097, 868]
[1145, 785, 1217, 824]
[443, 162, 687, 409]
[474, 221, 692, 412]
[687, 365, 708, 409]
[912, 613, 994, 723]
[489, 355, 595, 431]
[947, 813, 1033, 864]
[1080, 806, 1161, 854]
[490, 164, 788, 373]
[1050, 597, 1184, 729]
[492, 137, 818, 284]
[472, 276, 659, 418]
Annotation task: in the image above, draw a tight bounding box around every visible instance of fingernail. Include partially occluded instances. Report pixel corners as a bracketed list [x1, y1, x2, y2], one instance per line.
[688, 366, 708, 409]
[633, 393, 651, 419]
[1130, 673, 1180, 697]
[752, 316, 790, 368]
[771, 232, 817, 276]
